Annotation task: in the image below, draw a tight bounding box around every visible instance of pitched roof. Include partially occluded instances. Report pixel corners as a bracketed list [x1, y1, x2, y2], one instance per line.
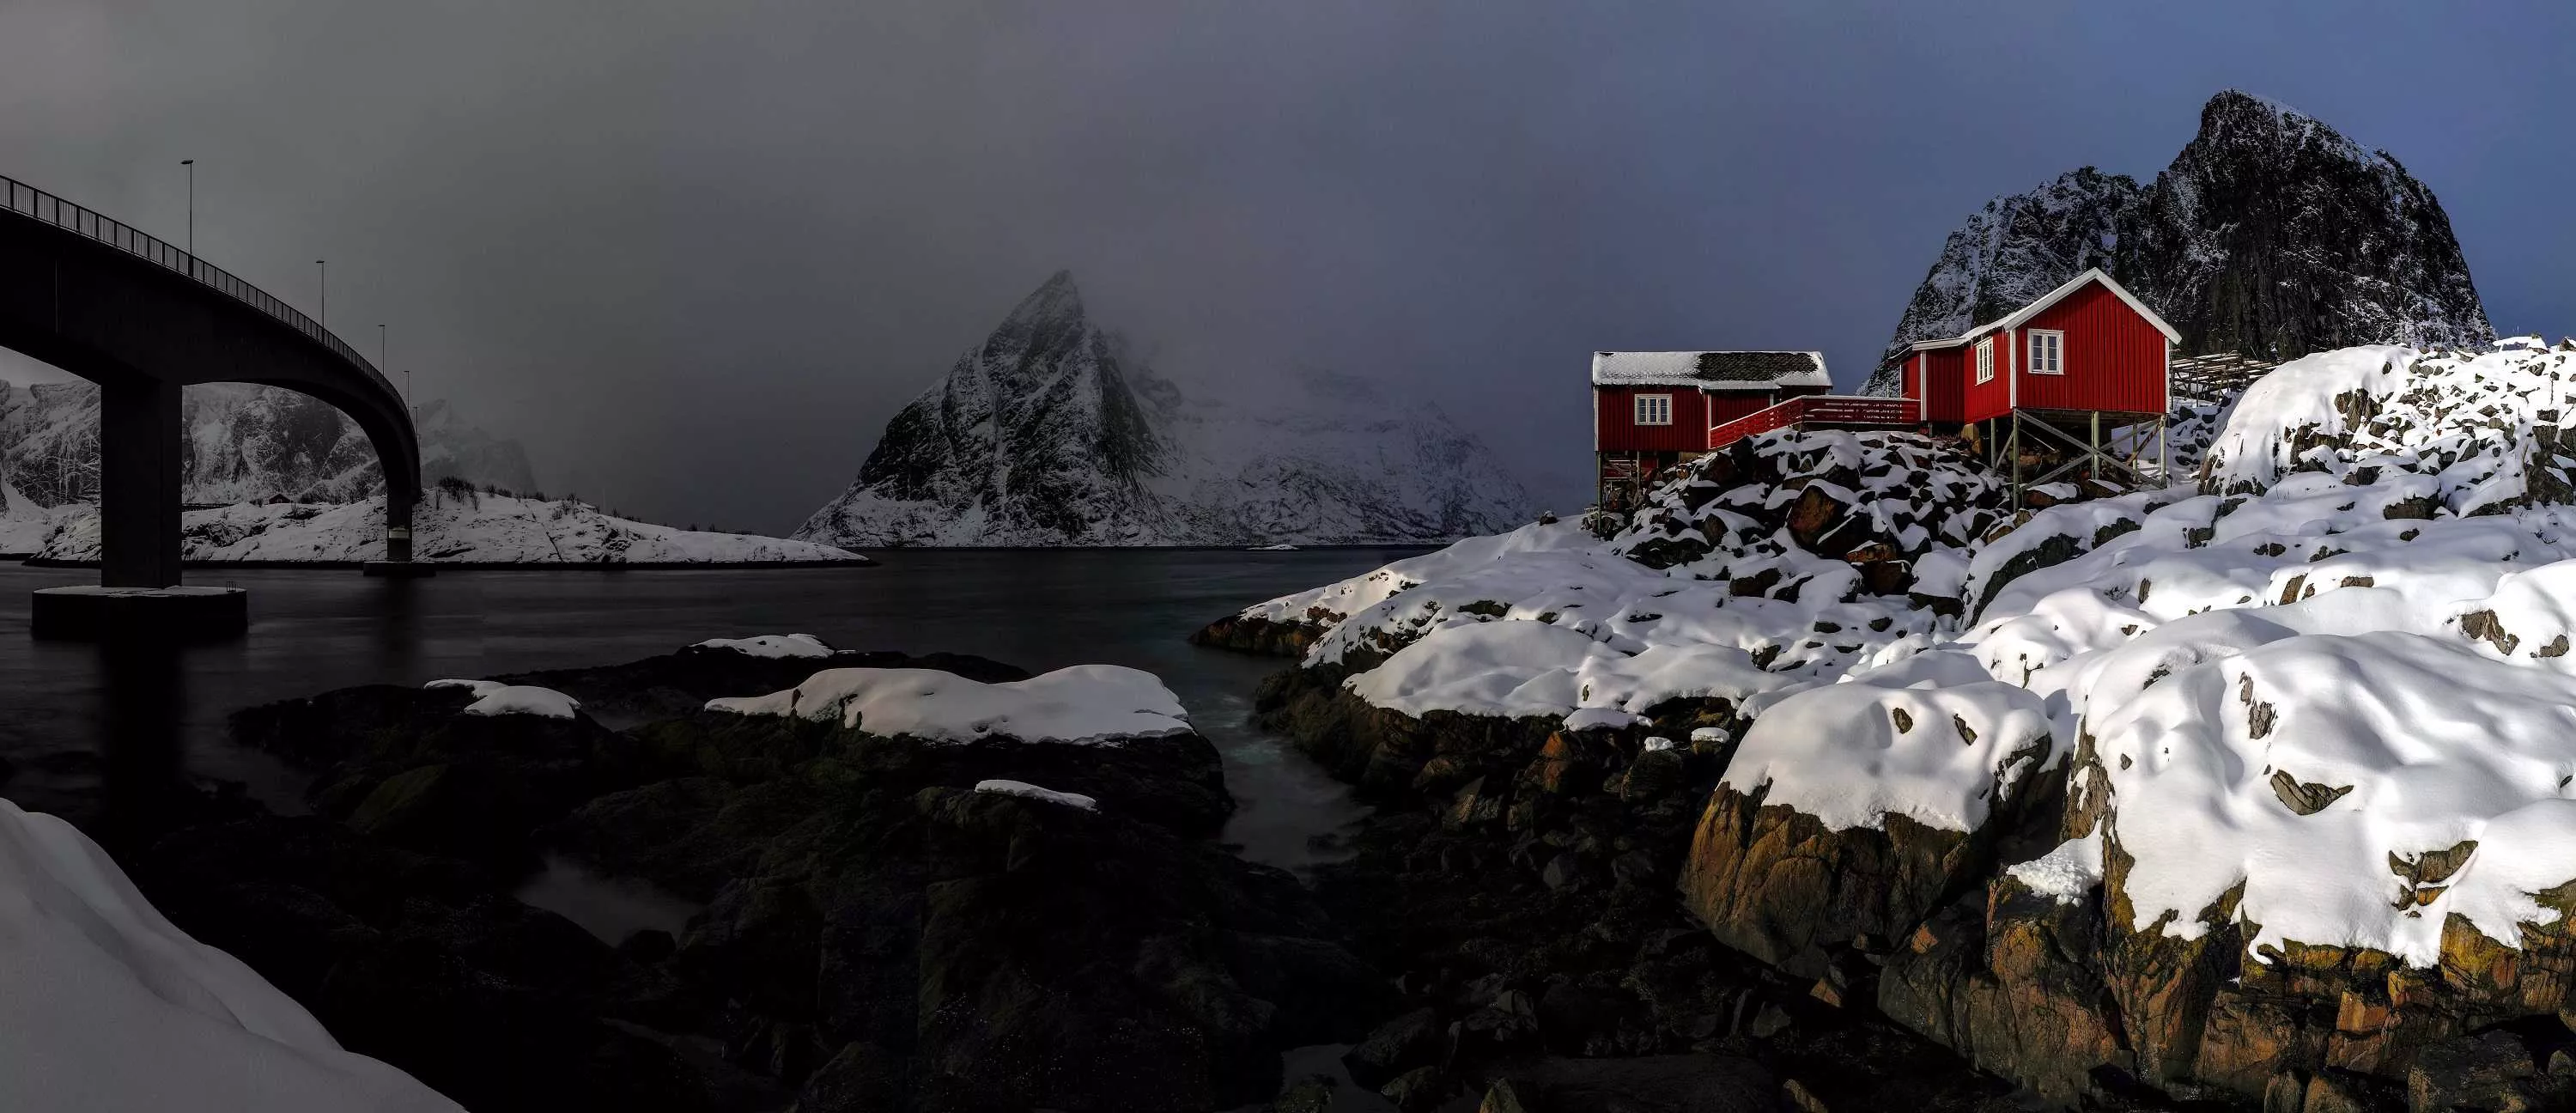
[1899, 268, 2183, 356]
[1590, 350, 1830, 389]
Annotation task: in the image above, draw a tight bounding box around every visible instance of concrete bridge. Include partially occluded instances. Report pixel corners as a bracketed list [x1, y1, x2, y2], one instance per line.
[0, 174, 418, 588]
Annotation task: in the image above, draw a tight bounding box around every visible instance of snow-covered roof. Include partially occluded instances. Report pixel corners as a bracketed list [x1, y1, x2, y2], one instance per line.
[1591, 350, 1830, 390]
[1899, 269, 2181, 356]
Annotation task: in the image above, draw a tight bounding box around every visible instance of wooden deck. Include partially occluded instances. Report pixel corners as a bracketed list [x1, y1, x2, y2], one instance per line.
[1706, 394, 1921, 450]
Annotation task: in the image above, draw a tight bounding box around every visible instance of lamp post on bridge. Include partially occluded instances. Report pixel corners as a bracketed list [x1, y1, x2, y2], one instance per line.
[315, 259, 326, 330]
[179, 160, 194, 259]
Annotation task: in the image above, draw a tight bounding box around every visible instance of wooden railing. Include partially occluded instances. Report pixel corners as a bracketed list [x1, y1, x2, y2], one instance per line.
[1706, 395, 1920, 448]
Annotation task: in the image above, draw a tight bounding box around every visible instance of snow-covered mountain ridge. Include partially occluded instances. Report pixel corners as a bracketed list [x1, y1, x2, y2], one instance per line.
[1869, 90, 2490, 392]
[21, 490, 864, 564]
[0, 379, 538, 507]
[794, 271, 1534, 547]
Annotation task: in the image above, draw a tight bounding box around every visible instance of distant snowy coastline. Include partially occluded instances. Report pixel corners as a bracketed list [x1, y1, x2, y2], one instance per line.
[8, 489, 867, 566]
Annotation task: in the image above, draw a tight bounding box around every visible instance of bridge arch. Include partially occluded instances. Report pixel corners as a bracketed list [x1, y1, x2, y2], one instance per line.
[0, 175, 419, 584]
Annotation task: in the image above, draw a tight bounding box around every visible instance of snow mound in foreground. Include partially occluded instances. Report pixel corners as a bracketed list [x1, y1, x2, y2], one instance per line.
[708, 664, 1192, 745]
[2093, 630, 2576, 966]
[0, 798, 461, 1111]
[1720, 653, 2056, 834]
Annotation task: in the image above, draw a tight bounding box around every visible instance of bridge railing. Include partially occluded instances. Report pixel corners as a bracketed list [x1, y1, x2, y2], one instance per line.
[0, 174, 398, 404]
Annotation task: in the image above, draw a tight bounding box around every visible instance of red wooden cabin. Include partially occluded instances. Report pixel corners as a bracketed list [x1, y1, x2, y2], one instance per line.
[1884, 268, 2178, 496]
[1592, 350, 1834, 513]
[1886, 268, 2175, 426]
[1589, 269, 2182, 518]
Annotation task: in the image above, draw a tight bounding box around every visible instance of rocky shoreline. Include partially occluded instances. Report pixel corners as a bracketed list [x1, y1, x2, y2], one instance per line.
[1246, 659, 2045, 1112]
[48, 642, 1388, 1113]
[1215, 634, 2576, 1113]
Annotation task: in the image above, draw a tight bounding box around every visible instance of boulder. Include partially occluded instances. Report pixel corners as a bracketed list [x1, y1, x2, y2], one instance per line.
[1680, 787, 1982, 978]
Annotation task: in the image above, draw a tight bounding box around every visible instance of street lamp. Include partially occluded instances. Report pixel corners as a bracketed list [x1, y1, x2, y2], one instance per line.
[315, 259, 326, 329]
[179, 159, 194, 258]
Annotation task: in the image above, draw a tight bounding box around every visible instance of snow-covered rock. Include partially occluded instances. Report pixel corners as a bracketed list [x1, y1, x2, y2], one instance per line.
[972, 779, 1100, 811]
[708, 664, 1193, 745]
[2199, 340, 2576, 513]
[0, 797, 462, 1112]
[793, 271, 1533, 547]
[24, 490, 866, 564]
[425, 679, 583, 719]
[690, 633, 836, 659]
[1870, 90, 2489, 393]
[0, 378, 536, 508]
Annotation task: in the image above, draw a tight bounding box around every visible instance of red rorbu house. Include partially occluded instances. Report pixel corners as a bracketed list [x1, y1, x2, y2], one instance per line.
[1885, 267, 2178, 494]
[1591, 350, 1837, 513]
[1591, 268, 2179, 515]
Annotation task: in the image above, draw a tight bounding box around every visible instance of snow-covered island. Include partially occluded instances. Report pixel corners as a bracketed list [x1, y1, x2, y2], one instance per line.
[1217, 338, 2576, 1108]
[8, 488, 867, 565]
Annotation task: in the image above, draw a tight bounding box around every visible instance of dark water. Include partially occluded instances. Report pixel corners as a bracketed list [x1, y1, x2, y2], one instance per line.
[0, 550, 1421, 872]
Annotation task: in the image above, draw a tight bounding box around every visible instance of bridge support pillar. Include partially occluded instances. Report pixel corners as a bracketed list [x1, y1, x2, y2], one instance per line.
[99, 378, 183, 588]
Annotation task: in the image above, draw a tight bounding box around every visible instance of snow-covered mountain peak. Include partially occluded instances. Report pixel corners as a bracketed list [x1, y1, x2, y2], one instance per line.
[1868, 91, 2491, 394]
[797, 272, 1533, 546]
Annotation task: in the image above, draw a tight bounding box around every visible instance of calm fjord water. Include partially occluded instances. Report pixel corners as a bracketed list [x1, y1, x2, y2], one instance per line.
[0, 549, 1425, 871]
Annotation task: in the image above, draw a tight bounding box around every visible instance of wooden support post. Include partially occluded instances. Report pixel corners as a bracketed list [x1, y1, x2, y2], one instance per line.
[2009, 411, 2022, 511]
[2160, 416, 2170, 489]
[2089, 410, 2101, 486]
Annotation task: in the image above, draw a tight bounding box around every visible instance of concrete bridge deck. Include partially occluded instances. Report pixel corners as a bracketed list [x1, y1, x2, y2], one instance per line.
[0, 173, 419, 591]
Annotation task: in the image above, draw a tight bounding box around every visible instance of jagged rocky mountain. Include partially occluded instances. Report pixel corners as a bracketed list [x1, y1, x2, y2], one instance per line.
[1866, 90, 2491, 394]
[0, 379, 538, 507]
[796, 271, 1534, 547]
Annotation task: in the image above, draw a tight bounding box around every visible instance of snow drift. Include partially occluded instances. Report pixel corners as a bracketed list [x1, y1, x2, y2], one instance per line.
[0, 797, 460, 1111]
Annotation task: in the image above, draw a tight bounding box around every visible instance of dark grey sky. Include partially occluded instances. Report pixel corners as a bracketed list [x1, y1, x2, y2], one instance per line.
[2, 1, 2567, 531]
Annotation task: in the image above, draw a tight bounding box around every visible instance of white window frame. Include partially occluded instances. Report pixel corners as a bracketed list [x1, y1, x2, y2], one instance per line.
[1974, 338, 1995, 384]
[1633, 392, 1673, 426]
[2027, 329, 2065, 375]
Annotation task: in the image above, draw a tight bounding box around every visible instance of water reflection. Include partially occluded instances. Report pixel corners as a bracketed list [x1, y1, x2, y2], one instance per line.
[2, 550, 1427, 873]
[95, 635, 185, 855]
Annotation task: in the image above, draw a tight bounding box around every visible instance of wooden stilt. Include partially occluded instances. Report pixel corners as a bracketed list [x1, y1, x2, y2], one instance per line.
[2089, 410, 2100, 486]
[2009, 411, 2022, 511]
[2160, 416, 2170, 489]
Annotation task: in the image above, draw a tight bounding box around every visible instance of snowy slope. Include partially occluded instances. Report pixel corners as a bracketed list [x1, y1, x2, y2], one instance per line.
[25, 490, 866, 564]
[0, 797, 462, 1112]
[0, 474, 77, 555]
[795, 272, 1533, 547]
[1244, 335, 2576, 971]
[1869, 90, 2490, 393]
[0, 379, 538, 508]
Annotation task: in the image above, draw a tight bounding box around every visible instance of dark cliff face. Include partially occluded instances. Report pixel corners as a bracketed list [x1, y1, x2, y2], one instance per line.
[1871, 91, 2491, 394]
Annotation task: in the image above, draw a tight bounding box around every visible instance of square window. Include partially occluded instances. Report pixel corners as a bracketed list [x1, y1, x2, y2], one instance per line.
[1634, 393, 1672, 426]
[2029, 330, 2065, 374]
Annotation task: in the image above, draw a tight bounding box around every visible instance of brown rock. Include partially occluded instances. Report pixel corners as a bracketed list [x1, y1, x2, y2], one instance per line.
[1877, 879, 2129, 1106]
[1680, 782, 2015, 979]
[1784, 485, 1851, 550]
